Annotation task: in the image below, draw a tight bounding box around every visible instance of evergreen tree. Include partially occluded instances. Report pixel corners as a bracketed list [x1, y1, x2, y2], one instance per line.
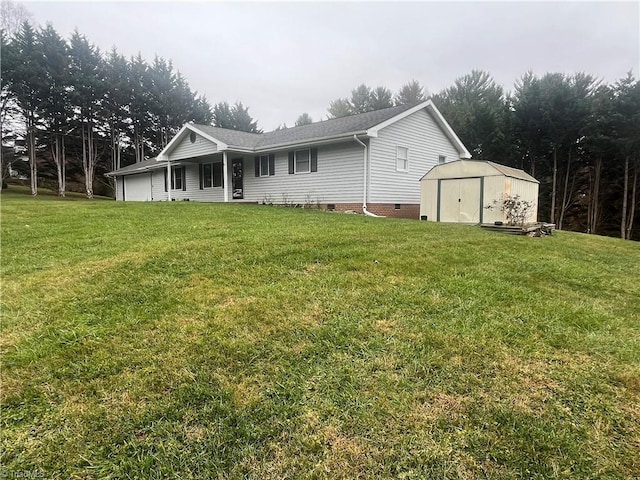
[327, 98, 352, 118]
[68, 30, 105, 198]
[432, 70, 507, 161]
[37, 23, 69, 196]
[395, 80, 426, 105]
[231, 102, 260, 133]
[2, 21, 46, 195]
[611, 73, 640, 239]
[350, 84, 372, 114]
[294, 112, 313, 126]
[370, 86, 393, 110]
[128, 53, 151, 163]
[213, 101, 234, 129]
[103, 48, 130, 171]
[213, 101, 260, 133]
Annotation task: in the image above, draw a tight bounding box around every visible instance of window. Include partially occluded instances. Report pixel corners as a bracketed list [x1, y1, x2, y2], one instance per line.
[213, 163, 223, 187]
[203, 163, 212, 188]
[172, 166, 184, 190]
[439, 155, 446, 164]
[200, 163, 223, 189]
[260, 155, 270, 176]
[295, 149, 310, 173]
[396, 146, 409, 172]
[254, 154, 275, 177]
[288, 148, 317, 174]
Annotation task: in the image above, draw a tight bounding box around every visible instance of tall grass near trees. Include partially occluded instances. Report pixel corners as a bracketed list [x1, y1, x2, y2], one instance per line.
[1, 190, 639, 478]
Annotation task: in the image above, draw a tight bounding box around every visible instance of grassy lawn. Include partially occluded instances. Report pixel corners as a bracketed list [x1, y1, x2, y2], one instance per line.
[1, 189, 639, 479]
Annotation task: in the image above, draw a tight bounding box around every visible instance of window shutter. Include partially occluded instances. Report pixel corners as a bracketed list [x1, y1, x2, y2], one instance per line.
[311, 148, 318, 172]
[164, 169, 168, 192]
[199, 164, 203, 190]
[182, 166, 186, 191]
[254, 156, 260, 177]
[288, 151, 294, 174]
[268, 154, 275, 176]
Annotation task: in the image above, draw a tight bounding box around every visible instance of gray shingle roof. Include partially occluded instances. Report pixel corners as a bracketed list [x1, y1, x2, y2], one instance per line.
[105, 157, 166, 176]
[192, 102, 419, 150]
[107, 102, 433, 176]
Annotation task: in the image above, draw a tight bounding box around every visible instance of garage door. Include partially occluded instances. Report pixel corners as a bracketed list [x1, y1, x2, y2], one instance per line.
[124, 173, 152, 201]
[439, 178, 482, 223]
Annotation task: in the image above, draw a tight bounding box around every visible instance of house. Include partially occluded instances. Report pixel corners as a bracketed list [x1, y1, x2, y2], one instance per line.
[420, 160, 539, 223]
[106, 100, 471, 218]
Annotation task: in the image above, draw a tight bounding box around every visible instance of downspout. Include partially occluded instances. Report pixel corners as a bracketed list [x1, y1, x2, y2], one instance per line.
[353, 134, 384, 217]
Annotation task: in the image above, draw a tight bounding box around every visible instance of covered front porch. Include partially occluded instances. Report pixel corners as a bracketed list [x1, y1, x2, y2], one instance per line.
[163, 151, 251, 203]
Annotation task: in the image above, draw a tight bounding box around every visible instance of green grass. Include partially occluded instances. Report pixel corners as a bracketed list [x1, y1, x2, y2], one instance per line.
[2, 189, 639, 479]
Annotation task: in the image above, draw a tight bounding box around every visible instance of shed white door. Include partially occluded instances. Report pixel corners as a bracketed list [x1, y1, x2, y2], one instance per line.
[440, 178, 481, 223]
[124, 173, 152, 201]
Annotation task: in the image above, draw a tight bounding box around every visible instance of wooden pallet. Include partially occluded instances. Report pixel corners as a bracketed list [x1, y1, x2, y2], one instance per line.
[480, 222, 556, 236]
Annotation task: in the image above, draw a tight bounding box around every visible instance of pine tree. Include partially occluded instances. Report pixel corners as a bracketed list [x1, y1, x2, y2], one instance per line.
[2, 22, 46, 195]
[294, 113, 313, 126]
[370, 86, 393, 110]
[37, 23, 69, 196]
[68, 30, 105, 198]
[395, 80, 426, 105]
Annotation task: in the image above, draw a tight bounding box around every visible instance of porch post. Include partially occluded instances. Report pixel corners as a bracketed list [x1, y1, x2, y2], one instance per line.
[167, 159, 171, 201]
[223, 151, 229, 202]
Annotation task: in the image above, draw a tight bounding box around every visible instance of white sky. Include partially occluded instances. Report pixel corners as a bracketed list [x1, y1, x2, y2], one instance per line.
[23, 1, 640, 131]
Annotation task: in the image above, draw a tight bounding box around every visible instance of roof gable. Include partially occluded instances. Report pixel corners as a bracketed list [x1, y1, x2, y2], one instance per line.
[157, 124, 229, 161]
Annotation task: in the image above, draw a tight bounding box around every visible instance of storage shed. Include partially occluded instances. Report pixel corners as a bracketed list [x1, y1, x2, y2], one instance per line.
[420, 160, 539, 224]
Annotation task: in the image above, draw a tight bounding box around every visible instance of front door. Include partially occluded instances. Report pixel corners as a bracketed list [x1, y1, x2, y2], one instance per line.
[232, 158, 243, 199]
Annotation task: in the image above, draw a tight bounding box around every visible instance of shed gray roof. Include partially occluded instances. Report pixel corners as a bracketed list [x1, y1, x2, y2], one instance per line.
[191, 102, 418, 150]
[420, 159, 538, 183]
[486, 161, 538, 182]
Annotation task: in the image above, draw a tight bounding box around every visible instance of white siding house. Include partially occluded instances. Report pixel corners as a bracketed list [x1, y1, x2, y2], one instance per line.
[107, 100, 471, 218]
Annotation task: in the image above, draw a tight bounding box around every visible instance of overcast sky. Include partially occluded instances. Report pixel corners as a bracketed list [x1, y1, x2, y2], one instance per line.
[24, 1, 640, 131]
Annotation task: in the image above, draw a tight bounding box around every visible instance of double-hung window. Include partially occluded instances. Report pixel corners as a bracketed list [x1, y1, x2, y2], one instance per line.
[260, 155, 270, 176]
[203, 163, 213, 188]
[172, 166, 185, 189]
[254, 154, 275, 177]
[295, 149, 310, 173]
[288, 148, 317, 174]
[396, 146, 409, 172]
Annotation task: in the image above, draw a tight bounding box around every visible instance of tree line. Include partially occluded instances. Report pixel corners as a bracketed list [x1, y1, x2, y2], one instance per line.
[0, 20, 262, 198]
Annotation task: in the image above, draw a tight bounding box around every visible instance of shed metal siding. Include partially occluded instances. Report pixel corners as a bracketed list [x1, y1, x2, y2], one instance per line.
[483, 176, 508, 223]
[369, 108, 461, 204]
[419, 179, 438, 220]
[169, 133, 217, 161]
[509, 178, 539, 223]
